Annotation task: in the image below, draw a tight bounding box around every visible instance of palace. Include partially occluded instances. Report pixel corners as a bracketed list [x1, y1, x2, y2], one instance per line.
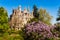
[9, 5, 33, 30]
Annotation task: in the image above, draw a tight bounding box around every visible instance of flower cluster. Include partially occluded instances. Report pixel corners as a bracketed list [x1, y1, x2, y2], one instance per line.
[24, 21, 55, 40]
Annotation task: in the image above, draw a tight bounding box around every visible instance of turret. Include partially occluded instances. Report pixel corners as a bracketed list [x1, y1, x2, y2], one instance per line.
[27, 6, 30, 13]
[24, 7, 27, 13]
[27, 6, 30, 12]
[18, 5, 21, 12]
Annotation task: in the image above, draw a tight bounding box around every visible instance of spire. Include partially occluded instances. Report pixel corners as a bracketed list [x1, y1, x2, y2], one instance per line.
[27, 6, 30, 12]
[18, 5, 21, 11]
[24, 7, 27, 13]
[24, 7, 27, 11]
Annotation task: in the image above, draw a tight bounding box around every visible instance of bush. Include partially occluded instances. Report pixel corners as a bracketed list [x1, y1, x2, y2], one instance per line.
[24, 21, 55, 40]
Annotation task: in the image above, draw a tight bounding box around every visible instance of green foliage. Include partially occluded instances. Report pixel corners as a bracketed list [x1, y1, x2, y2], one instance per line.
[0, 29, 24, 40]
[29, 8, 52, 25]
[56, 7, 60, 21]
[28, 18, 38, 23]
[33, 5, 39, 18]
[39, 8, 52, 25]
[28, 5, 52, 25]
[0, 7, 9, 39]
[0, 7, 9, 30]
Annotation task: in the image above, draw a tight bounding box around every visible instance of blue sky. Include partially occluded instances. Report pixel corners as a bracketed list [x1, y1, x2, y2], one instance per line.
[0, 0, 60, 24]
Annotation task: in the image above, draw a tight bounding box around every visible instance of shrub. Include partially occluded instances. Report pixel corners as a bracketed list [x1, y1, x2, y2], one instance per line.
[24, 21, 54, 40]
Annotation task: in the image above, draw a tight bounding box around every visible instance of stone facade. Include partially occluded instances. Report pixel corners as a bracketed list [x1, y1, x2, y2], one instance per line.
[9, 5, 33, 30]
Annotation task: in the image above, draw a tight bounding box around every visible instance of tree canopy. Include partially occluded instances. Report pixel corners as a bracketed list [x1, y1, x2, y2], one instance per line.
[33, 5, 39, 18]
[39, 8, 52, 25]
[29, 6, 52, 25]
[56, 7, 60, 21]
[0, 7, 9, 30]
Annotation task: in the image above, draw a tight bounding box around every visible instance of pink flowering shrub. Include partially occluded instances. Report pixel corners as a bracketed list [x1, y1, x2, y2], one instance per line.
[24, 21, 56, 40]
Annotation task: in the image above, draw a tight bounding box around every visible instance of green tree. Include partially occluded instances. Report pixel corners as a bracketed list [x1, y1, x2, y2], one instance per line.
[0, 7, 9, 30]
[55, 7, 60, 32]
[28, 5, 39, 23]
[39, 8, 52, 25]
[56, 7, 60, 21]
[33, 5, 39, 18]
